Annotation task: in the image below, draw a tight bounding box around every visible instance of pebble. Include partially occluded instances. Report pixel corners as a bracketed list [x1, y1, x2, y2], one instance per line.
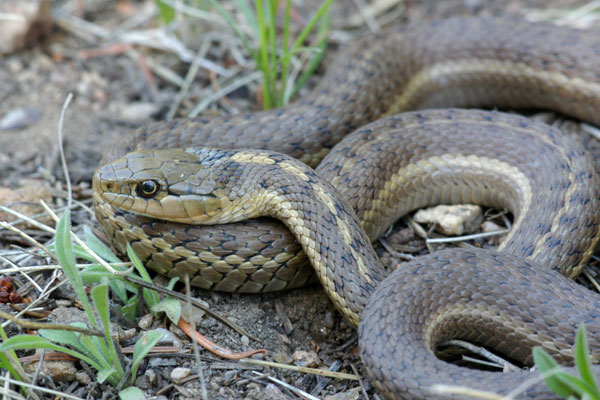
[0, 0, 52, 55]
[117, 102, 161, 124]
[170, 367, 191, 383]
[240, 335, 249, 346]
[222, 370, 236, 384]
[145, 368, 157, 384]
[324, 312, 334, 329]
[292, 349, 322, 368]
[24, 353, 76, 382]
[414, 204, 483, 236]
[138, 313, 154, 330]
[75, 371, 91, 385]
[324, 387, 362, 400]
[0, 107, 42, 130]
[481, 220, 504, 233]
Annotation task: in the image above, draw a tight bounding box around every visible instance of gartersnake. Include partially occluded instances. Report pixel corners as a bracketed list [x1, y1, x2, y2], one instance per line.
[93, 17, 600, 399]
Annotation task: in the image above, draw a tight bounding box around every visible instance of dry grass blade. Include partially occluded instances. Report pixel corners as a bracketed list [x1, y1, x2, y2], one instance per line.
[251, 371, 320, 400]
[240, 358, 358, 380]
[431, 384, 505, 400]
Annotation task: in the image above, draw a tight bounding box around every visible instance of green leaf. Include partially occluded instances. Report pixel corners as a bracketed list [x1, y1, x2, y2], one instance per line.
[84, 226, 131, 302]
[154, 0, 175, 24]
[0, 323, 28, 391]
[55, 212, 98, 329]
[0, 335, 98, 368]
[120, 296, 140, 321]
[533, 347, 576, 398]
[97, 367, 118, 384]
[131, 330, 163, 383]
[84, 226, 120, 263]
[166, 277, 179, 291]
[39, 323, 90, 354]
[119, 386, 147, 400]
[127, 245, 160, 309]
[151, 297, 181, 325]
[91, 280, 124, 378]
[575, 323, 600, 397]
[554, 373, 597, 398]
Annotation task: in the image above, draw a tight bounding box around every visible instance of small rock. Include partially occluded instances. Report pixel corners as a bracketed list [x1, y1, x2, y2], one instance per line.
[271, 350, 293, 364]
[222, 370, 236, 384]
[135, 374, 152, 390]
[155, 327, 183, 348]
[262, 383, 285, 399]
[481, 220, 504, 233]
[240, 335, 249, 346]
[170, 367, 191, 383]
[0, 107, 42, 130]
[120, 328, 137, 341]
[324, 312, 334, 329]
[0, 0, 52, 55]
[413, 204, 483, 236]
[138, 313, 154, 330]
[293, 349, 321, 368]
[145, 368, 157, 384]
[23, 351, 76, 382]
[324, 387, 362, 400]
[75, 371, 91, 385]
[117, 102, 161, 124]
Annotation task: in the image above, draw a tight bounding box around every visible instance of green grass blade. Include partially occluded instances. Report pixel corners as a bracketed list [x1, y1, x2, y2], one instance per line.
[289, 0, 333, 56]
[126, 245, 160, 309]
[55, 212, 97, 329]
[278, 0, 292, 106]
[91, 281, 124, 380]
[0, 323, 28, 390]
[533, 347, 576, 398]
[84, 226, 130, 302]
[0, 335, 99, 370]
[256, 0, 273, 108]
[554, 374, 598, 398]
[154, 0, 176, 24]
[151, 297, 181, 325]
[84, 226, 120, 263]
[265, 0, 278, 104]
[131, 330, 163, 383]
[97, 368, 118, 384]
[39, 324, 91, 354]
[289, 9, 330, 100]
[575, 323, 600, 396]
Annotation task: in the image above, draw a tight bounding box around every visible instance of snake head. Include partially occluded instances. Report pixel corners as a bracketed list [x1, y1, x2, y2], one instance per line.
[93, 147, 262, 224]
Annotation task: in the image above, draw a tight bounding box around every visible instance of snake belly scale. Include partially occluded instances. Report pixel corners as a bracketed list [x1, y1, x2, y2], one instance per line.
[93, 17, 600, 400]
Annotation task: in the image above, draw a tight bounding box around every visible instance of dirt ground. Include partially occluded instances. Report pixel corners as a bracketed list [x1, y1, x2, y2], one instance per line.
[1, 0, 600, 399]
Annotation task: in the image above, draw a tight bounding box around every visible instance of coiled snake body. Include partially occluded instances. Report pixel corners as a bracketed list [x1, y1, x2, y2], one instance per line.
[93, 17, 600, 399]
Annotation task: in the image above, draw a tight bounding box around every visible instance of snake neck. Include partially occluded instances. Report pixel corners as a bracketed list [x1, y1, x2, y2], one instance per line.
[245, 153, 387, 327]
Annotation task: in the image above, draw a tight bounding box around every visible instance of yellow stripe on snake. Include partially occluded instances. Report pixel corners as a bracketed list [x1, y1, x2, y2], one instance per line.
[93, 17, 600, 399]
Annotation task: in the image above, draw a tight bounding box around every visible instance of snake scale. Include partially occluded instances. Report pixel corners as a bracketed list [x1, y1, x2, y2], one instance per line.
[93, 17, 600, 399]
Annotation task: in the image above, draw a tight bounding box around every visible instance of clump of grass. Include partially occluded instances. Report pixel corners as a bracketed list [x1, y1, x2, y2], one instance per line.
[156, 0, 334, 109]
[533, 323, 600, 399]
[0, 212, 163, 398]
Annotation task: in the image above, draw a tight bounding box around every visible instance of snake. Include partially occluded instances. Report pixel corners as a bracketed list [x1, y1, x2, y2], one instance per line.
[92, 17, 600, 399]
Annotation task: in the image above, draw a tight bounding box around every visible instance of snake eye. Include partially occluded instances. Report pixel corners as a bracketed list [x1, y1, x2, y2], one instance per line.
[137, 180, 159, 198]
